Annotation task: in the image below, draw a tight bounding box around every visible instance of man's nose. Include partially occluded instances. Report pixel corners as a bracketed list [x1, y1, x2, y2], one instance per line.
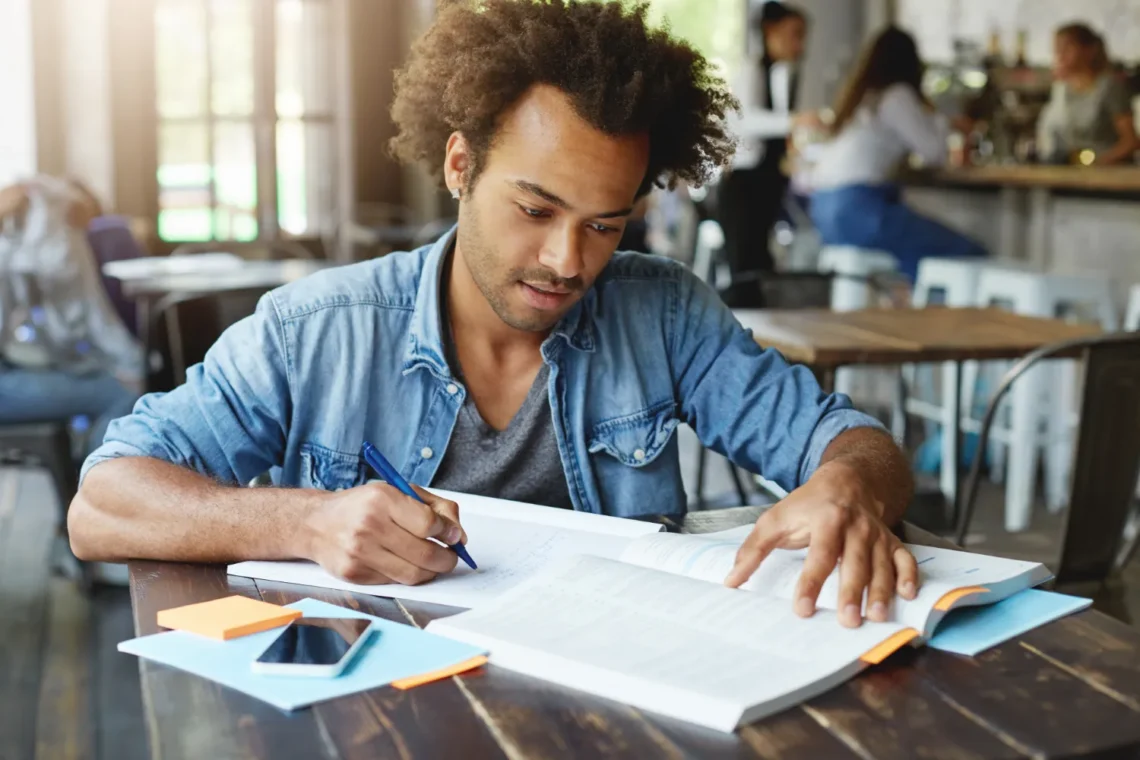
[537, 224, 585, 281]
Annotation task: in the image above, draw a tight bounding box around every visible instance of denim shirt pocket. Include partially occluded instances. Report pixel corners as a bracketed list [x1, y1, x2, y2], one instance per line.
[587, 400, 680, 468]
[299, 443, 368, 491]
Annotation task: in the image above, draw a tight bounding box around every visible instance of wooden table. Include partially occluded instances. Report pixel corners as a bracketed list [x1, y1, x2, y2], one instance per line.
[736, 307, 1103, 528]
[129, 524, 1140, 760]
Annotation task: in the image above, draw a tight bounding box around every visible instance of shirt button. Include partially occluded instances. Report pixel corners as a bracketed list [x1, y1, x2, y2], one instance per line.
[446, 383, 459, 395]
[633, 448, 646, 462]
[421, 447, 434, 460]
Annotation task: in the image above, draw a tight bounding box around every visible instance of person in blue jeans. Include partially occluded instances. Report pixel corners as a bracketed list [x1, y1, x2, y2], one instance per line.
[808, 27, 986, 282]
[69, 0, 920, 628]
[0, 180, 140, 455]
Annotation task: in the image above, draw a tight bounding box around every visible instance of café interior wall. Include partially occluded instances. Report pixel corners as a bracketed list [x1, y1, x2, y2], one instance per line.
[0, 0, 39, 187]
[897, 0, 1140, 64]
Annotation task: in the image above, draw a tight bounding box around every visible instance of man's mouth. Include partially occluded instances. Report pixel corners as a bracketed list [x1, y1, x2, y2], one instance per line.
[519, 281, 574, 310]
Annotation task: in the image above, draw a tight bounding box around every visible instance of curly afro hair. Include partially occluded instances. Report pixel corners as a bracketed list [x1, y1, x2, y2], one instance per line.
[390, 0, 739, 197]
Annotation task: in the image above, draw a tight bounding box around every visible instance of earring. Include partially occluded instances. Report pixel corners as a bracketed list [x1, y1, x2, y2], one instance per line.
[450, 187, 460, 200]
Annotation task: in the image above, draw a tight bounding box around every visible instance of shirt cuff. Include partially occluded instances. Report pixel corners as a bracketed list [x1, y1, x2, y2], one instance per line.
[79, 440, 152, 485]
[798, 408, 888, 485]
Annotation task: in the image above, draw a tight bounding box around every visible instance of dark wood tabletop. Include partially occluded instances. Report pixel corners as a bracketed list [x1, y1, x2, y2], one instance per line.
[736, 307, 1103, 371]
[128, 523, 1140, 760]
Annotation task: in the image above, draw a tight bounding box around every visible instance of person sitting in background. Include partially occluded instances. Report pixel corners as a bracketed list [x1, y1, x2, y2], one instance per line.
[0, 176, 142, 455]
[1037, 23, 1140, 166]
[807, 27, 986, 284]
[718, 1, 814, 305]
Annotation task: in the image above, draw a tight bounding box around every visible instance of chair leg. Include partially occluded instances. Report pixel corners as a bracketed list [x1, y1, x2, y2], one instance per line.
[727, 461, 749, 506]
[1045, 358, 1077, 513]
[1006, 364, 1043, 532]
[694, 446, 707, 510]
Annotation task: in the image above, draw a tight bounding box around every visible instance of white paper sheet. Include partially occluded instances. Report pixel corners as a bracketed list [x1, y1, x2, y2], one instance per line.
[228, 491, 662, 609]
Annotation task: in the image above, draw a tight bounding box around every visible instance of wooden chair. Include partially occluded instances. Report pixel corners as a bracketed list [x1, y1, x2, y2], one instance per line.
[954, 332, 1140, 600]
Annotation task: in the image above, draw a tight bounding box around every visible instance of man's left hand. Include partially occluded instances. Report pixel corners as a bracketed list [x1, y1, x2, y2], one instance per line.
[724, 459, 919, 627]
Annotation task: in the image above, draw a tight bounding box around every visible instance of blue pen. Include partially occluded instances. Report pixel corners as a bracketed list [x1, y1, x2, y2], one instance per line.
[360, 441, 477, 570]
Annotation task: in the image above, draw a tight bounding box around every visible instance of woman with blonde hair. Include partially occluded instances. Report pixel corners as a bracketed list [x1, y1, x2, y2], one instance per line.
[1037, 23, 1139, 165]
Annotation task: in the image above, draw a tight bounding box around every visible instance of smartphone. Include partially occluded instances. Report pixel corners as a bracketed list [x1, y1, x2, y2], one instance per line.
[251, 617, 375, 677]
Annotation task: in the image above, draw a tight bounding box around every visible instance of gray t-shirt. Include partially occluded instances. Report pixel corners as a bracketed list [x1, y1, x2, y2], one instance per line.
[1038, 75, 1133, 159]
[429, 262, 574, 510]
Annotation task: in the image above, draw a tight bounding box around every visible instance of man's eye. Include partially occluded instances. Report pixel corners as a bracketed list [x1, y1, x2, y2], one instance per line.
[589, 222, 618, 234]
[519, 205, 548, 219]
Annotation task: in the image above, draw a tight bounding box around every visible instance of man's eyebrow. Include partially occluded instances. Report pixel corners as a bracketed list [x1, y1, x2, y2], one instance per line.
[512, 180, 633, 219]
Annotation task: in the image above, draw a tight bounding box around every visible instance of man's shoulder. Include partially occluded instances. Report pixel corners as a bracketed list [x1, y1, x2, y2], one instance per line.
[267, 247, 430, 322]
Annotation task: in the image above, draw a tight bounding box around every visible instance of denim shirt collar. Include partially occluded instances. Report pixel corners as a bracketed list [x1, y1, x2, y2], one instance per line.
[402, 226, 597, 378]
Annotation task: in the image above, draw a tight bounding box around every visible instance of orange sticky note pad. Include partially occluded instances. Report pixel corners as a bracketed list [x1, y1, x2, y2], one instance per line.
[156, 595, 302, 640]
[391, 655, 489, 690]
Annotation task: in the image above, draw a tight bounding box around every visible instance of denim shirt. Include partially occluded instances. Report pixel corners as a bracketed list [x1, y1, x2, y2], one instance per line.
[82, 228, 883, 519]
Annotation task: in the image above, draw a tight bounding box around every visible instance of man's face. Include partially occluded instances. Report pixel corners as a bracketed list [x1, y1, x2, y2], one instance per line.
[446, 85, 650, 333]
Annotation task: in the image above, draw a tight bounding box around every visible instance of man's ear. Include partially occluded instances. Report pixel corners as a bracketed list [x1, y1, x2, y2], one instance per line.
[444, 132, 470, 196]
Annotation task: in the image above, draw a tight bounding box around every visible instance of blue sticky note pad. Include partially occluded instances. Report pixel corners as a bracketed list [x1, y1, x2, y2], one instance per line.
[928, 589, 1092, 657]
[118, 598, 485, 710]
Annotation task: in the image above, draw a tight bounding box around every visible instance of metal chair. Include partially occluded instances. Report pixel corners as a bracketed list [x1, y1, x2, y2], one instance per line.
[954, 332, 1140, 596]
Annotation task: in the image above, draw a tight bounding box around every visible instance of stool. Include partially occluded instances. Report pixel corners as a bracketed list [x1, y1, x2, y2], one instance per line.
[906, 258, 986, 505]
[817, 246, 899, 400]
[972, 264, 1118, 532]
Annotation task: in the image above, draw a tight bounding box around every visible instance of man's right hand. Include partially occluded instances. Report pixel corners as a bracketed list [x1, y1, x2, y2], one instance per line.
[300, 483, 466, 586]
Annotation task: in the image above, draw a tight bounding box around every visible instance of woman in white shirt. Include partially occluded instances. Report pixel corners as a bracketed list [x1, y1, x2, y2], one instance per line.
[718, 1, 811, 304]
[809, 27, 985, 282]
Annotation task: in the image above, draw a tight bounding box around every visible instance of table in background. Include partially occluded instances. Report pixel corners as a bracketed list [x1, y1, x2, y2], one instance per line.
[128, 521, 1140, 760]
[737, 306, 1102, 524]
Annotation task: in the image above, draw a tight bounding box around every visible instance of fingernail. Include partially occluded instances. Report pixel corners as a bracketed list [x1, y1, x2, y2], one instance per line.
[442, 525, 461, 544]
[870, 601, 887, 620]
[795, 596, 814, 617]
[902, 581, 916, 598]
[844, 603, 860, 624]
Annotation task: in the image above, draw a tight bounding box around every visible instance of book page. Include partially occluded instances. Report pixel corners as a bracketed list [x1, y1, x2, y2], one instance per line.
[229, 502, 660, 609]
[619, 529, 1051, 633]
[427, 554, 908, 731]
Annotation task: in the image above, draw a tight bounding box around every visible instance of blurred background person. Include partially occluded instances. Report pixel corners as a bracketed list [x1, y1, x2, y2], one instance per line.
[807, 26, 986, 284]
[718, 1, 812, 305]
[0, 176, 142, 457]
[1037, 23, 1140, 166]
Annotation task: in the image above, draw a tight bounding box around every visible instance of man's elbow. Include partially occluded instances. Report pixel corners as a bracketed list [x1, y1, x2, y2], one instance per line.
[67, 465, 125, 563]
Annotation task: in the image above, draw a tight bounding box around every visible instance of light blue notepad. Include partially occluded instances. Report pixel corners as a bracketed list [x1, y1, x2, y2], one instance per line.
[927, 589, 1092, 656]
[118, 597, 485, 710]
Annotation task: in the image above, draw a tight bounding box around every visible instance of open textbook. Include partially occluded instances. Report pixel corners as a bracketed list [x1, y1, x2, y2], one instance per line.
[227, 490, 664, 609]
[425, 526, 1053, 733]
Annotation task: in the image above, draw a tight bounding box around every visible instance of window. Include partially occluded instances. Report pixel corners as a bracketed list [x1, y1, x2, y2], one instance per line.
[154, 0, 337, 242]
[644, 0, 747, 82]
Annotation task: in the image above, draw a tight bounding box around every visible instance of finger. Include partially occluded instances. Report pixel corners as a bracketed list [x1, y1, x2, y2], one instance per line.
[363, 547, 447, 586]
[793, 524, 843, 618]
[837, 523, 873, 628]
[329, 562, 392, 586]
[725, 514, 783, 588]
[866, 539, 895, 622]
[412, 485, 466, 544]
[894, 544, 920, 600]
[378, 518, 459, 575]
[384, 487, 459, 543]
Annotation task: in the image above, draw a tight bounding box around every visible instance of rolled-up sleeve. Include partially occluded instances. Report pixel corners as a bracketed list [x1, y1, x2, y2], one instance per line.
[670, 269, 886, 493]
[80, 292, 291, 485]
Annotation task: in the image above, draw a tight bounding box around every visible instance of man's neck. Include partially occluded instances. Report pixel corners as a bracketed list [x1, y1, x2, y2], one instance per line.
[445, 241, 547, 366]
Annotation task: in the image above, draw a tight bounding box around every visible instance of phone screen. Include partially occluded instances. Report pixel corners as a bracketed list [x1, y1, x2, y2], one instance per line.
[255, 617, 373, 666]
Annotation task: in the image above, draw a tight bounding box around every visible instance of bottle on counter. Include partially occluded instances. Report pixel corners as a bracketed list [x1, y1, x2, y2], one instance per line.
[1014, 30, 1028, 68]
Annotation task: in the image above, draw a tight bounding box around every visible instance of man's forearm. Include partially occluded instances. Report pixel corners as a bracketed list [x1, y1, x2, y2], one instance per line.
[818, 427, 914, 525]
[68, 457, 326, 563]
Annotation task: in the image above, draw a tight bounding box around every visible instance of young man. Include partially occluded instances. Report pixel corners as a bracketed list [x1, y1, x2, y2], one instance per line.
[69, 0, 917, 627]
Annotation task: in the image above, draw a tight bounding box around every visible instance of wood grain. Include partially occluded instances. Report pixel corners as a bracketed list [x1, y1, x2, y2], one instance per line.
[254, 580, 508, 760]
[129, 563, 338, 760]
[736, 308, 1101, 369]
[34, 579, 95, 760]
[0, 470, 57, 760]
